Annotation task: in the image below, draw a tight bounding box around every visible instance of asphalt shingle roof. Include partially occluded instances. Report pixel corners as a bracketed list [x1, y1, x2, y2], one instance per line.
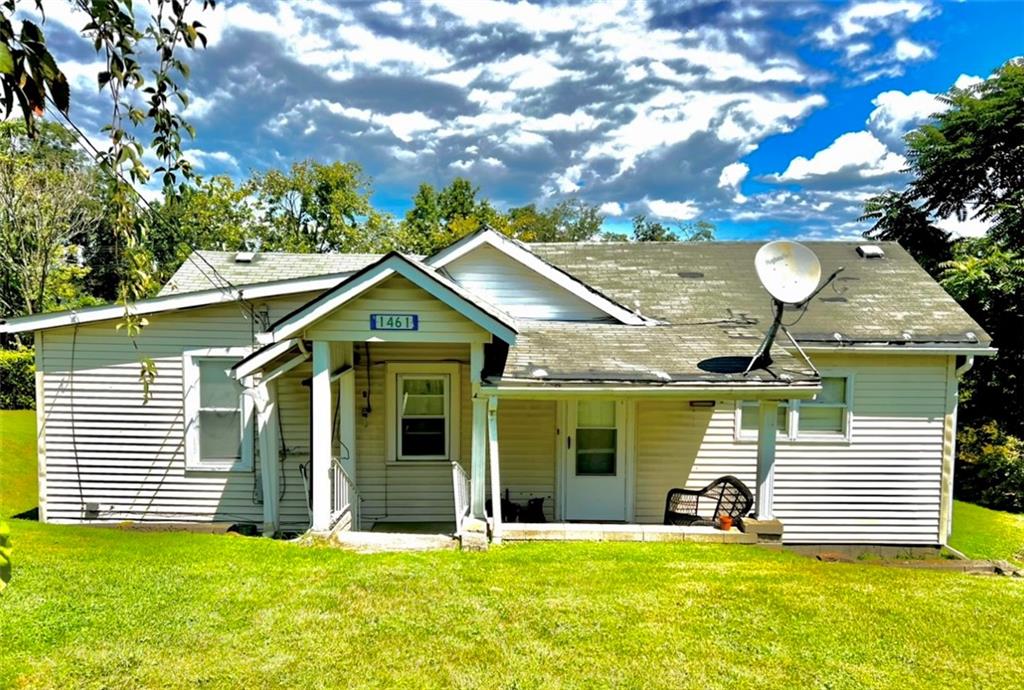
[158, 241, 987, 387]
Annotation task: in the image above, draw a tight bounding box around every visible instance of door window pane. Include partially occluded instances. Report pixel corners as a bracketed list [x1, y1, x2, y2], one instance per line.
[578, 400, 615, 427]
[576, 402, 617, 476]
[398, 375, 448, 459]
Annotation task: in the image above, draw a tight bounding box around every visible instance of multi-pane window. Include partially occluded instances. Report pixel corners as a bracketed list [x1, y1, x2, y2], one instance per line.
[197, 359, 245, 463]
[737, 375, 851, 441]
[798, 377, 848, 436]
[739, 401, 791, 436]
[184, 349, 253, 471]
[575, 400, 617, 476]
[398, 375, 449, 460]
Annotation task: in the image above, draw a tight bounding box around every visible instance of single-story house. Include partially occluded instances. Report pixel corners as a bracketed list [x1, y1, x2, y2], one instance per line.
[0, 229, 993, 546]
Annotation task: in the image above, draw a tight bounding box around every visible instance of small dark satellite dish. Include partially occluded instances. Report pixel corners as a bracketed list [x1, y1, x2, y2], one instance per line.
[744, 240, 842, 373]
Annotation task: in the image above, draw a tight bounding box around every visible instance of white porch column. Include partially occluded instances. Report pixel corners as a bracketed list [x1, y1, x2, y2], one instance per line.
[487, 395, 501, 537]
[311, 340, 332, 531]
[258, 381, 280, 536]
[469, 342, 487, 520]
[755, 399, 778, 520]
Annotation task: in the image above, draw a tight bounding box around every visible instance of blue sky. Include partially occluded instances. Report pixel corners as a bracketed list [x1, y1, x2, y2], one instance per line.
[33, 0, 1024, 239]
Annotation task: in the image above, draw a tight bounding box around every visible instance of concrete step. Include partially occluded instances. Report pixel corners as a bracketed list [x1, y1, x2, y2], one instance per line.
[330, 530, 457, 553]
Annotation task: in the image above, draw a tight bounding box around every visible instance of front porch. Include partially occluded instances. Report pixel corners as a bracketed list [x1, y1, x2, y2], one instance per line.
[499, 522, 757, 544]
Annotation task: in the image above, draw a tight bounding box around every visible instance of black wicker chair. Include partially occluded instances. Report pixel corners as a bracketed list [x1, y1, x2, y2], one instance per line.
[663, 475, 754, 527]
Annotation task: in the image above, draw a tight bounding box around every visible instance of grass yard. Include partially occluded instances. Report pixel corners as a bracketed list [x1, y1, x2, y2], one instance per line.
[1, 408, 1023, 688]
[949, 500, 1024, 564]
[0, 409, 35, 519]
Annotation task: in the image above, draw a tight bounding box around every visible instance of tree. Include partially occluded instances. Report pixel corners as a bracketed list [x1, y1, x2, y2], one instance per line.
[859, 191, 951, 277]
[146, 175, 255, 285]
[940, 237, 1024, 435]
[507, 199, 603, 242]
[249, 160, 395, 253]
[905, 59, 1024, 251]
[0, 121, 102, 322]
[398, 177, 503, 254]
[630, 214, 676, 242]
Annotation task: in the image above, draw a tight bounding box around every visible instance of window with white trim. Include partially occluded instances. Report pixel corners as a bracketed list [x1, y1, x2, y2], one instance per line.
[736, 375, 852, 441]
[386, 363, 461, 462]
[797, 376, 850, 437]
[183, 348, 254, 471]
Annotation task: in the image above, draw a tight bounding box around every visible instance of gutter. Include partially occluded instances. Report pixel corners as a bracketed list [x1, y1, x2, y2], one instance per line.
[483, 381, 821, 400]
[798, 345, 996, 357]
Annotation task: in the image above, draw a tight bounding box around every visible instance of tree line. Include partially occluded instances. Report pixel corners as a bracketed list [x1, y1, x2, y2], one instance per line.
[860, 59, 1023, 510]
[0, 119, 715, 322]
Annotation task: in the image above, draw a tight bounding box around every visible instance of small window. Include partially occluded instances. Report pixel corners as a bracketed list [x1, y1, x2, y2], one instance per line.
[798, 376, 849, 437]
[398, 374, 449, 460]
[576, 400, 617, 476]
[184, 349, 253, 471]
[739, 401, 790, 437]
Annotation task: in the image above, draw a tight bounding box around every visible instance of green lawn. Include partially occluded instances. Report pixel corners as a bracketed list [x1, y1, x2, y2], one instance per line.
[0, 409, 35, 519]
[1, 409, 1023, 688]
[950, 500, 1024, 564]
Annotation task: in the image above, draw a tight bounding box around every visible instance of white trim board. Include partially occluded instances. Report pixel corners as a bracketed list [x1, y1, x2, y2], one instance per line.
[0, 273, 354, 335]
[266, 253, 518, 345]
[426, 228, 650, 326]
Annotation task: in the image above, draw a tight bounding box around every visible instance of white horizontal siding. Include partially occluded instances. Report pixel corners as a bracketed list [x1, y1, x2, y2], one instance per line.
[306, 276, 487, 342]
[346, 342, 472, 526]
[632, 354, 953, 544]
[38, 293, 320, 525]
[445, 245, 606, 320]
[494, 399, 557, 521]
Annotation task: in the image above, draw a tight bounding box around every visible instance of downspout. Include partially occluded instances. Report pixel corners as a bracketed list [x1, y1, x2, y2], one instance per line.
[945, 355, 975, 540]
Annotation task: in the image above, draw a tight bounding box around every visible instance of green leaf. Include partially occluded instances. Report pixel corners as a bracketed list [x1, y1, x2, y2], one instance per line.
[0, 43, 13, 75]
[48, 73, 69, 114]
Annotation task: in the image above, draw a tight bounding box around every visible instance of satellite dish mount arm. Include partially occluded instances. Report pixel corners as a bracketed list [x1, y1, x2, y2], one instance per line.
[744, 298, 784, 374]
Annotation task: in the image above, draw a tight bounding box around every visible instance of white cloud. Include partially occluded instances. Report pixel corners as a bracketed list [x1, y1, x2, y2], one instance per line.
[935, 212, 991, 238]
[954, 73, 984, 89]
[867, 88, 939, 146]
[184, 148, 239, 170]
[718, 162, 749, 203]
[892, 37, 934, 61]
[718, 162, 750, 190]
[816, 1, 936, 46]
[775, 131, 907, 182]
[373, 1, 404, 15]
[486, 51, 582, 91]
[599, 202, 623, 216]
[645, 198, 700, 221]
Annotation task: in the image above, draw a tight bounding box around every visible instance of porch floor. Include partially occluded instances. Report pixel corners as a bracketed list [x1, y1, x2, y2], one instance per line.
[370, 521, 456, 535]
[498, 522, 757, 544]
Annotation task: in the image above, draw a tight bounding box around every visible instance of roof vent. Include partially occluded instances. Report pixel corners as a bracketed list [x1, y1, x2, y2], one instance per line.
[234, 251, 256, 263]
[856, 245, 885, 259]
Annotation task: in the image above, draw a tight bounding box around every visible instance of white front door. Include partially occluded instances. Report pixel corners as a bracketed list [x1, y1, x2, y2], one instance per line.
[563, 400, 627, 521]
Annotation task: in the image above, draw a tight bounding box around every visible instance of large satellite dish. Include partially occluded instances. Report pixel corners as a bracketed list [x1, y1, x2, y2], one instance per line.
[754, 240, 822, 305]
[744, 240, 840, 374]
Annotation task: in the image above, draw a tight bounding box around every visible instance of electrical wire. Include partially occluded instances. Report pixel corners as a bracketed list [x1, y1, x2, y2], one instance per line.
[41, 101, 257, 325]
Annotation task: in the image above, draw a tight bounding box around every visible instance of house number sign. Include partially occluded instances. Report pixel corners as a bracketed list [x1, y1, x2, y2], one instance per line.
[370, 313, 419, 330]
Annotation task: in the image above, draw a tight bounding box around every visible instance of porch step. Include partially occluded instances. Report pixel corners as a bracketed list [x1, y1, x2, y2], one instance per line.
[329, 530, 458, 553]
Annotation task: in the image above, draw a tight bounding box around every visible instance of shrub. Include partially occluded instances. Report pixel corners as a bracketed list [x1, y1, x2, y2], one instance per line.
[955, 422, 1024, 513]
[0, 349, 34, 409]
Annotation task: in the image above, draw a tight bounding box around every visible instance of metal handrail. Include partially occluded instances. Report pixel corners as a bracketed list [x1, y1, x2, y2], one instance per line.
[330, 456, 361, 531]
[451, 460, 471, 534]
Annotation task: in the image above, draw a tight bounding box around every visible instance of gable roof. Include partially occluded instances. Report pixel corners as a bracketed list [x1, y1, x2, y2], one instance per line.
[264, 252, 518, 345]
[528, 241, 989, 348]
[426, 228, 649, 325]
[159, 250, 389, 295]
